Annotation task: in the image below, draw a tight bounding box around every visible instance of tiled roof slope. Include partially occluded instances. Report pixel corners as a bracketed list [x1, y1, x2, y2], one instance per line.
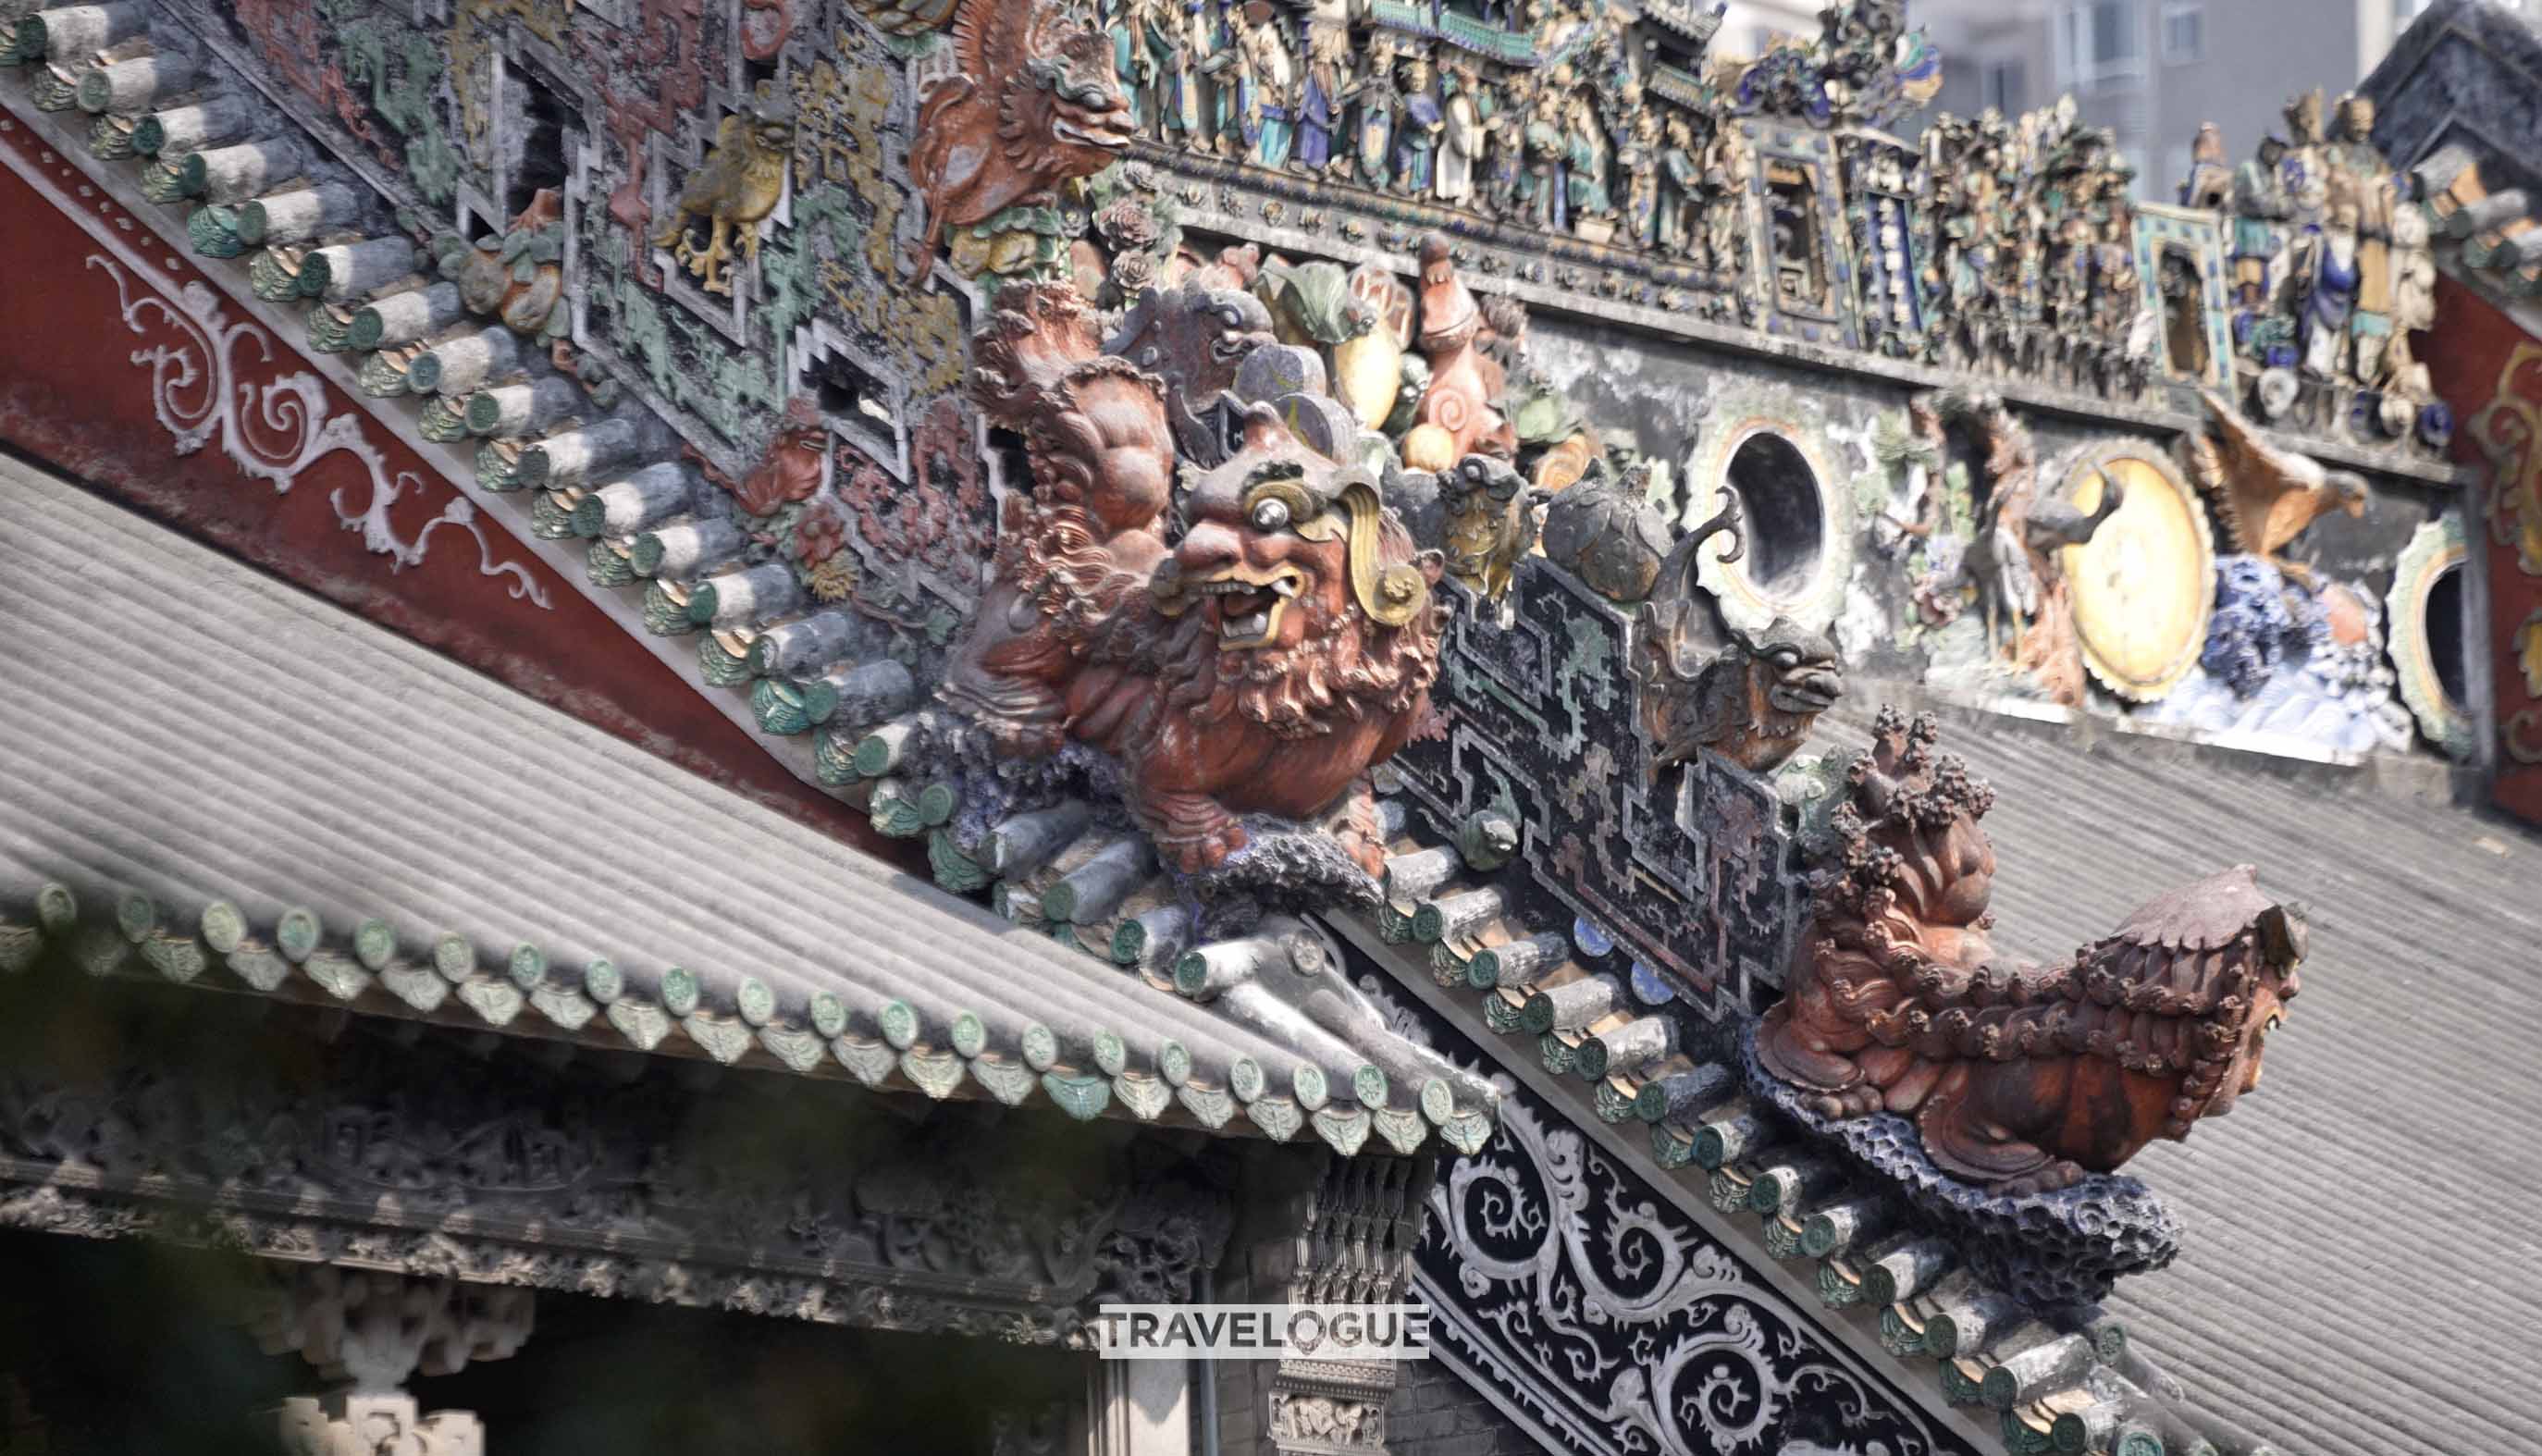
[1812, 697, 2542, 1456]
[0, 456, 1479, 1149]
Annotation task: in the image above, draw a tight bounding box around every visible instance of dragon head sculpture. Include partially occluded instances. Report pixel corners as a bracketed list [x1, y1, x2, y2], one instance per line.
[1758, 707, 2307, 1194]
[1026, 21, 1139, 172]
[1634, 494, 1845, 774]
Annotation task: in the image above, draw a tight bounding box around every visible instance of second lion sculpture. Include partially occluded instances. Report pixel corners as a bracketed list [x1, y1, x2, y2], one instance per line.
[1759, 707, 2307, 1194]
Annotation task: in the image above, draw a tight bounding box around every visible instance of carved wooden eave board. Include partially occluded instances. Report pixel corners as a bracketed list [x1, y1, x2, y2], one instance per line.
[0, 458, 1488, 1155]
[0, 961, 1247, 1352]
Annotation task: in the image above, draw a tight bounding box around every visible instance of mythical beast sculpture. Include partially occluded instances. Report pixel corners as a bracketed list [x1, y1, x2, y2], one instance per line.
[944, 283, 1444, 878]
[1634, 495, 1845, 774]
[654, 84, 794, 296]
[1436, 454, 1550, 601]
[906, 0, 1135, 275]
[944, 286, 1177, 758]
[1758, 707, 2307, 1194]
[1140, 409, 1445, 872]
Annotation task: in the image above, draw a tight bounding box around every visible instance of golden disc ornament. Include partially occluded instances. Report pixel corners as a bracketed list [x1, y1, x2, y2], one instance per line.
[2057, 445, 2215, 702]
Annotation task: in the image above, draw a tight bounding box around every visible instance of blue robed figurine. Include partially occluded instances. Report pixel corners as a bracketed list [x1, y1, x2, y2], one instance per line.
[1392, 53, 1444, 194]
[1294, 11, 1349, 172]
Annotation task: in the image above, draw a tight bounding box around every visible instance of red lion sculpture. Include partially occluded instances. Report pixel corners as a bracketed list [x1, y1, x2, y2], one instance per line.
[1759, 707, 2307, 1193]
[943, 285, 1444, 875]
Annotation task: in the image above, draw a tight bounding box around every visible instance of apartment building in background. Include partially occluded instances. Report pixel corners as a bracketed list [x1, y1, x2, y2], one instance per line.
[1918, 0, 2522, 196]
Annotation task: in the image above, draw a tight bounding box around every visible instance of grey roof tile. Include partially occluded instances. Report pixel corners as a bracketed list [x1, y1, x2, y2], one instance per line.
[0, 454, 1484, 1152]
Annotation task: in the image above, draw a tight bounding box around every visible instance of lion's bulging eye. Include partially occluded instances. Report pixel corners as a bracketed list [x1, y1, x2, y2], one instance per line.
[1252, 498, 1292, 533]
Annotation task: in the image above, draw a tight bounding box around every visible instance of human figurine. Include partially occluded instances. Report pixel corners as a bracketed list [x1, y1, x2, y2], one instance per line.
[1484, 72, 1533, 220]
[1294, 4, 1350, 174]
[2326, 92, 2384, 184]
[1524, 84, 1566, 230]
[1703, 121, 1749, 276]
[2092, 228, 2139, 340]
[1393, 53, 1445, 193]
[1349, 31, 1401, 189]
[2231, 135, 2291, 320]
[1563, 94, 1610, 225]
[1437, 59, 1486, 208]
[1659, 114, 1702, 257]
[2296, 171, 2363, 380]
[1618, 109, 1661, 247]
[2335, 94, 2395, 386]
[2279, 90, 2329, 229]
[2179, 120, 2231, 209]
[1232, 3, 1295, 168]
[2388, 190, 2437, 338]
[1202, 4, 1243, 160]
[1105, 0, 1164, 131]
[1160, 0, 1215, 152]
[2381, 196, 2437, 399]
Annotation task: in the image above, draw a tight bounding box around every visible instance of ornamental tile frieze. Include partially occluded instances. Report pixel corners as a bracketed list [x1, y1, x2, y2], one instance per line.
[0, 987, 1236, 1346]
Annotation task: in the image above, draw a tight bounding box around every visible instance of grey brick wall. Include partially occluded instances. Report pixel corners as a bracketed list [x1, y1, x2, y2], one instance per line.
[1200, 1341, 1548, 1453]
[1383, 1354, 1549, 1456]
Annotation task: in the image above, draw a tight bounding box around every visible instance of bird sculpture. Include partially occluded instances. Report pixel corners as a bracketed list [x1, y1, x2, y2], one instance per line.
[2180, 388, 2369, 587]
[652, 85, 796, 297]
[2025, 465, 2127, 559]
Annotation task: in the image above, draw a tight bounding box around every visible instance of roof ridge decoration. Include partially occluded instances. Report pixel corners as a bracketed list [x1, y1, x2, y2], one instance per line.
[0, 0, 2319, 1314]
[0, 3, 1504, 1157]
[0, 5, 2345, 1448]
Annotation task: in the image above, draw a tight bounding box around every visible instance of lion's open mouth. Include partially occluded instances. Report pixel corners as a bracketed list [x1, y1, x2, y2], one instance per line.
[1771, 668, 1844, 715]
[1191, 563, 1304, 649]
[1052, 112, 1134, 152]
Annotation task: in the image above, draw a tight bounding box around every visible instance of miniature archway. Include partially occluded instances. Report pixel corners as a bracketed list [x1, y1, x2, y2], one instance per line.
[1680, 392, 1855, 635]
[2392, 514, 2478, 759]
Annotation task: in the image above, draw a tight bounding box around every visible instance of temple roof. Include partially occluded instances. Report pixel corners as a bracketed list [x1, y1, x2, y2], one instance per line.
[0, 454, 1490, 1156]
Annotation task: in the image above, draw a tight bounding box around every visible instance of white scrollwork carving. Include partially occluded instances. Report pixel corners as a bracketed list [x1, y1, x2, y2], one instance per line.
[1353, 975, 1961, 1456]
[84, 253, 550, 608]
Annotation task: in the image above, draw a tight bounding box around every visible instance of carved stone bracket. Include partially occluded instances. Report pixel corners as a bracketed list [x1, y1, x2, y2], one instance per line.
[248, 1265, 531, 1456]
[1213, 1144, 1437, 1456]
[251, 1265, 536, 1391]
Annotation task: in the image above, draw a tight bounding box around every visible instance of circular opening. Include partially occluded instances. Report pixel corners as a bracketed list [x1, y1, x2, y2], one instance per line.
[2427, 562, 2467, 709]
[1721, 431, 1826, 597]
